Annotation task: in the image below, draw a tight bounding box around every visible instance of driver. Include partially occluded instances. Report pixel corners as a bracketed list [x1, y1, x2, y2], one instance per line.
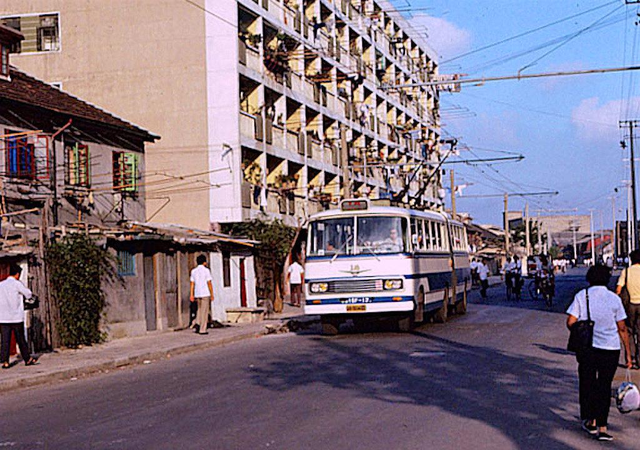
[382, 228, 403, 252]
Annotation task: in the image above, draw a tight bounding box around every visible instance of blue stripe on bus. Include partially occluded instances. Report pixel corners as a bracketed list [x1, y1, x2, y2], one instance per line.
[309, 295, 414, 305]
[306, 268, 471, 288]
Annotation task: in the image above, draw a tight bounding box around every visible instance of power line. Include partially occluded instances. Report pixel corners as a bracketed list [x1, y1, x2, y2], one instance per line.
[441, 0, 619, 64]
[518, 3, 624, 74]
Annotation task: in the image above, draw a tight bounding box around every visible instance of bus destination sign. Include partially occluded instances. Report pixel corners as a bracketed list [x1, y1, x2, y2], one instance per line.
[341, 199, 369, 211]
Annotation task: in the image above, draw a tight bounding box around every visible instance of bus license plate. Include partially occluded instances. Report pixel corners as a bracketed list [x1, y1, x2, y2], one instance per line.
[347, 304, 366, 312]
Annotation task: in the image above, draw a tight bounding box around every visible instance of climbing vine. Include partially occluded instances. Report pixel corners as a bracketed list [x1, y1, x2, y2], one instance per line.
[45, 233, 114, 347]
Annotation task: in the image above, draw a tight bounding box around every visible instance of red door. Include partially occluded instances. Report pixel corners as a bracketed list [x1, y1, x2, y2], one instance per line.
[240, 258, 247, 308]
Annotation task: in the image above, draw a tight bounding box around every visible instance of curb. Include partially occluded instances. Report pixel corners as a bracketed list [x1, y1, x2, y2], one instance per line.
[0, 326, 269, 393]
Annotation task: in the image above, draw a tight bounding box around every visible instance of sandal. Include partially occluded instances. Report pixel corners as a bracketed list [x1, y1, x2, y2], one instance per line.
[24, 358, 37, 366]
[1, 363, 9, 369]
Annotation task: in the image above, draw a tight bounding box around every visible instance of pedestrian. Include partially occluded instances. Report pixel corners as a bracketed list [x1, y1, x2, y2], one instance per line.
[470, 258, 479, 287]
[566, 265, 632, 442]
[478, 259, 489, 299]
[287, 258, 304, 307]
[0, 263, 37, 369]
[190, 255, 214, 335]
[616, 249, 640, 368]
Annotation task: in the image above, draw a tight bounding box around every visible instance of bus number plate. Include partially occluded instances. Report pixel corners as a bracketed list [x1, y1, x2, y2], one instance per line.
[347, 304, 366, 312]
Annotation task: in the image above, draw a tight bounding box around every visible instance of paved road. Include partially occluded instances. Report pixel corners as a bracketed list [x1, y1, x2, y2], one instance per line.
[2, 268, 640, 450]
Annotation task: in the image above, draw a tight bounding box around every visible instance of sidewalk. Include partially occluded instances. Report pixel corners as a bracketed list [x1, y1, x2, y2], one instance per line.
[0, 305, 309, 393]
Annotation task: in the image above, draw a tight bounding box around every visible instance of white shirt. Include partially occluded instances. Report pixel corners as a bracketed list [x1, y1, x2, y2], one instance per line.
[477, 263, 489, 281]
[566, 286, 627, 351]
[0, 276, 32, 323]
[288, 262, 304, 285]
[190, 265, 212, 298]
[470, 261, 479, 271]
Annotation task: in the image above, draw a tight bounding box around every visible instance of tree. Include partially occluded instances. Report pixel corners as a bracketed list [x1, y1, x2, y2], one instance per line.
[224, 219, 297, 311]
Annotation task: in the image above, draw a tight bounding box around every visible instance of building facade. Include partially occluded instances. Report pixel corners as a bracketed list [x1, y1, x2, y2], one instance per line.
[0, 0, 444, 230]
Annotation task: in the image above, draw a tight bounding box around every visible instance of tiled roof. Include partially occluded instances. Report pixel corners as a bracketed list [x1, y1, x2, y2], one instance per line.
[0, 66, 158, 141]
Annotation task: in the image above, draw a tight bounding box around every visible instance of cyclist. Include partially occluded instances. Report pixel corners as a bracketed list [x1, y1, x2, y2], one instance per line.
[512, 255, 523, 300]
[502, 257, 516, 300]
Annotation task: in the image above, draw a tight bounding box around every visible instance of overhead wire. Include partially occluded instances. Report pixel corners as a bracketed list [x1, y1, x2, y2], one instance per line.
[440, 0, 619, 64]
[517, 3, 625, 74]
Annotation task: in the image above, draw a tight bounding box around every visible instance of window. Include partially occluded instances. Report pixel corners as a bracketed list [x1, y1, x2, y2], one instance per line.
[65, 142, 90, 187]
[4, 131, 49, 180]
[1, 14, 60, 54]
[424, 220, 433, 250]
[5, 131, 35, 180]
[117, 250, 136, 276]
[222, 252, 231, 287]
[0, 45, 9, 76]
[113, 152, 140, 193]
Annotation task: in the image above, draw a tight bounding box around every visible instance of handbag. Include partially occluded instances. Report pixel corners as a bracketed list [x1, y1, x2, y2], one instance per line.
[567, 288, 594, 354]
[620, 268, 631, 314]
[24, 295, 39, 311]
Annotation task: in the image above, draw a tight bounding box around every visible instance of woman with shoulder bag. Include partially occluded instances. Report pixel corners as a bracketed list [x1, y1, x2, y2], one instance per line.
[566, 265, 632, 442]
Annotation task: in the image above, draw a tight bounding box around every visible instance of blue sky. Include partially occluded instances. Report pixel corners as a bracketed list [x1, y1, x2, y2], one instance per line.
[404, 0, 638, 227]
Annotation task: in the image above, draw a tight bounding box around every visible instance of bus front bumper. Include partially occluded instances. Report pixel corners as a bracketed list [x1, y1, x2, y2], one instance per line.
[304, 297, 414, 315]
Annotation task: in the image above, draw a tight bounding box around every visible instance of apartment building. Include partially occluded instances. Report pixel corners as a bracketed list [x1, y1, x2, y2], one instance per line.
[0, 0, 444, 229]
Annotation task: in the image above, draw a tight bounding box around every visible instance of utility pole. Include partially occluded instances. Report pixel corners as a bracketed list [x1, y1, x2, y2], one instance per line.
[611, 196, 617, 261]
[504, 193, 509, 256]
[600, 210, 605, 259]
[525, 202, 531, 257]
[620, 120, 639, 250]
[590, 209, 596, 265]
[340, 123, 351, 199]
[571, 220, 578, 262]
[450, 169, 456, 219]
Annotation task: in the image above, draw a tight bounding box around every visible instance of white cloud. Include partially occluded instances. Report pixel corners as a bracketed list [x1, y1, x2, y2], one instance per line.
[571, 97, 640, 144]
[409, 14, 471, 61]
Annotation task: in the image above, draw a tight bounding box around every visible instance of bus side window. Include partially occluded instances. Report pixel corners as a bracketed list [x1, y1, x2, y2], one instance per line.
[424, 220, 432, 250]
[410, 219, 419, 251]
[432, 222, 440, 250]
[417, 219, 426, 251]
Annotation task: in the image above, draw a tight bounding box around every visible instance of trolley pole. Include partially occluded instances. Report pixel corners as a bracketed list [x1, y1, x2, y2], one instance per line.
[340, 124, 351, 199]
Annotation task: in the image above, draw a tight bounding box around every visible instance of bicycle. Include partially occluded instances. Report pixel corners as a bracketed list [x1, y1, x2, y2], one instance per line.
[527, 277, 540, 300]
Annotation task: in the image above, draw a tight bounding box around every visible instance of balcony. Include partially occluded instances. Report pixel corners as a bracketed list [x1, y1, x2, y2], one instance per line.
[240, 111, 263, 141]
[286, 129, 304, 155]
[272, 123, 285, 148]
[307, 137, 321, 160]
[246, 44, 261, 73]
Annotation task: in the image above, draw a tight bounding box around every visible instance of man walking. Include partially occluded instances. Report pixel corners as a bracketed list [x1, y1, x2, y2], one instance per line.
[616, 249, 640, 368]
[478, 259, 490, 299]
[287, 259, 305, 307]
[0, 263, 37, 368]
[190, 255, 214, 335]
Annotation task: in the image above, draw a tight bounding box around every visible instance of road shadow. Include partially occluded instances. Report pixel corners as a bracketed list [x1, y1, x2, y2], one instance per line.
[249, 330, 635, 450]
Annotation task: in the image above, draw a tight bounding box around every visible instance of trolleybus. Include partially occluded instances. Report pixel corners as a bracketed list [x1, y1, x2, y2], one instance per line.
[305, 199, 471, 334]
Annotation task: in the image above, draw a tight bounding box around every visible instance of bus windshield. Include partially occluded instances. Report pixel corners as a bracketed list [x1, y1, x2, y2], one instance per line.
[308, 216, 407, 256]
[357, 216, 406, 254]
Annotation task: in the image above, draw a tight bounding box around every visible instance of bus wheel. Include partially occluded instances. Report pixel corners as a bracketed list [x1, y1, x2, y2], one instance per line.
[455, 282, 468, 315]
[321, 317, 339, 336]
[434, 288, 449, 323]
[397, 313, 414, 332]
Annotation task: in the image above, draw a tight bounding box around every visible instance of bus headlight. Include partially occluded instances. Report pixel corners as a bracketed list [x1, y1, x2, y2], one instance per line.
[384, 279, 403, 290]
[309, 282, 329, 293]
